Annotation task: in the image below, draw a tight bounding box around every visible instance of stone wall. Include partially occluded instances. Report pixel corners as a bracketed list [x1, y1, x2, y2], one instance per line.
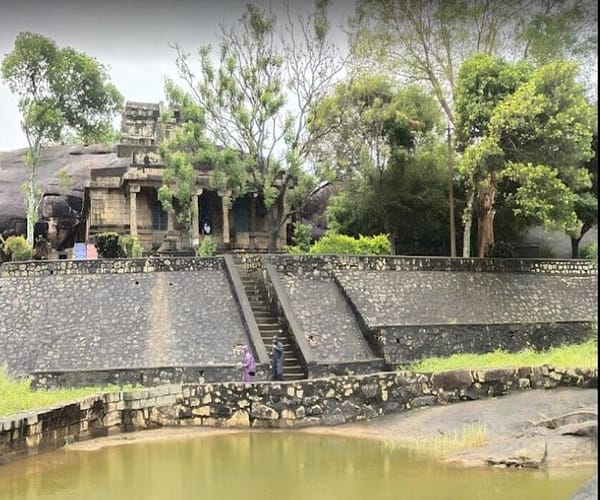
[0, 256, 223, 277]
[1, 367, 596, 465]
[0, 257, 260, 383]
[379, 322, 597, 364]
[334, 270, 597, 326]
[1, 255, 596, 387]
[262, 254, 597, 276]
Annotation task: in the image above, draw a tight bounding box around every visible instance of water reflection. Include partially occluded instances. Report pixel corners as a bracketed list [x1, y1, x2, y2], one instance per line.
[0, 432, 594, 500]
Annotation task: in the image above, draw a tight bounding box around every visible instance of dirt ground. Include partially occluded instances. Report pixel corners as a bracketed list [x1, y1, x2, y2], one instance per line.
[69, 388, 597, 469]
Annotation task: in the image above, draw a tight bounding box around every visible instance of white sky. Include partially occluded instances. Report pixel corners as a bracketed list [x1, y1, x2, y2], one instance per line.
[0, 0, 355, 151]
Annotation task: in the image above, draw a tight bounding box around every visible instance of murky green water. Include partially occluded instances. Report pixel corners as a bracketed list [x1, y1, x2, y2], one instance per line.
[0, 433, 594, 500]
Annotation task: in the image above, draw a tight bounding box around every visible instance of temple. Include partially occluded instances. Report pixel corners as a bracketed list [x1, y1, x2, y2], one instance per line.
[83, 101, 286, 253]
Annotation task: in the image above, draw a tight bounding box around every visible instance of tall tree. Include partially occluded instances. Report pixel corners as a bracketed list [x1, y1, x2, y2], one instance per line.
[310, 75, 447, 254]
[1, 32, 123, 248]
[350, 0, 597, 126]
[164, 1, 345, 251]
[456, 56, 595, 257]
[569, 133, 598, 258]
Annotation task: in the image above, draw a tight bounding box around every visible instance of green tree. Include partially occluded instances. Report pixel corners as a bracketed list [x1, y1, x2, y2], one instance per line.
[158, 92, 215, 245]
[1, 32, 123, 248]
[456, 56, 595, 257]
[569, 133, 598, 258]
[454, 54, 532, 256]
[350, 0, 597, 126]
[165, 2, 345, 252]
[310, 75, 448, 254]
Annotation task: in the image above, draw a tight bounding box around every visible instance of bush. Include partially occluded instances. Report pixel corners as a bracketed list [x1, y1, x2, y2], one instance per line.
[120, 235, 143, 258]
[285, 222, 312, 254]
[309, 232, 391, 255]
[486, 241, 515, 258]
[4, 236, 32, 261]
[538, 244, 556, 258]
[198, 236, 217, 256]
[580, 242, 597, 260]
[95, 232, 124, 258]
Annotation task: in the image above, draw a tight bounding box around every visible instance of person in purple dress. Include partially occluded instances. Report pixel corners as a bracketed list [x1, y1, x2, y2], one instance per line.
[241, 345, 256, 382]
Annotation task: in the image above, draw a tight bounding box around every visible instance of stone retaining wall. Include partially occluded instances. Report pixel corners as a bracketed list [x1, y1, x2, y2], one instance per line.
[379, 322, 597, 364]
[259, 254, 597, 277]
[0, 256, 223, 277]
[1, 367, 596, 465]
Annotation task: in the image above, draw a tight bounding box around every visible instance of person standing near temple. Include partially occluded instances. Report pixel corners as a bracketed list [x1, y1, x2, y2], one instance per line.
[271, 335, 284, 381]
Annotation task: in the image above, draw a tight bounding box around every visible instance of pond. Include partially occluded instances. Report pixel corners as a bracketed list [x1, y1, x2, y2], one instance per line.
[0, 432, 594, 500]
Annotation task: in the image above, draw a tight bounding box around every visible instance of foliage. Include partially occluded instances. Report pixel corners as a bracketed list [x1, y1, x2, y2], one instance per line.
[197, 236, 217, 256]
[456, 56, 595, 257]
[120, 235, 143, 258]
[538, 245, 557, 259]
[158, 95, 210, 240]
[309, 232, 391, 255]
[4, 235, 32, 261]
[165, 2, 346, 251]
[94, 232, 124, 258]
[0, 237, 9, 263]
[580, 243, 597, 260]
[1, 32, 123, 248]
[404, 338, 598, 373]
[311, 75, 449, 254]
[285, 222, 312, 253]
[485, 241, 515, 258]
[0, 365, 137, 418]
[349, 0, 597, 125]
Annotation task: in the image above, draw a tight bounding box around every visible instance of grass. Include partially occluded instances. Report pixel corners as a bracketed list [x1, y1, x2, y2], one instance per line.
[385, 422, 489, 458]
[0, 367, 133, 418]
[1, 339, 597, 419]
[404, 338, 598, 373]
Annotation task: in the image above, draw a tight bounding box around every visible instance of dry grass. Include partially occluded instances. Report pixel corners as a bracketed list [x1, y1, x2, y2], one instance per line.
[404, 422, 489, 458]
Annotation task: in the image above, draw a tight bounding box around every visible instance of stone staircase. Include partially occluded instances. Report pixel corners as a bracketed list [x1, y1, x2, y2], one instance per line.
[233, 257, 306, 381]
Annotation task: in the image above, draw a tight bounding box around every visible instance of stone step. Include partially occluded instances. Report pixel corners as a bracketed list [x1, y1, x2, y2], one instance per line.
[257, 324, 282, 330]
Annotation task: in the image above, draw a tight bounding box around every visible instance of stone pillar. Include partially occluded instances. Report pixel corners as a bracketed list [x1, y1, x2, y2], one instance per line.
[129, 185, 141, 238]
[191, 188, 203, 246]
[218, 189, 232, 245]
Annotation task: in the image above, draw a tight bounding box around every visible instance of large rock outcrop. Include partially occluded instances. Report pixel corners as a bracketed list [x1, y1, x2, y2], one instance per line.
[0, 144, 118, 250]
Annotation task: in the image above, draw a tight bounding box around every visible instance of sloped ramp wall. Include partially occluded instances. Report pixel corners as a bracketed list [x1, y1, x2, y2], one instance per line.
[0, 258, 250, 382]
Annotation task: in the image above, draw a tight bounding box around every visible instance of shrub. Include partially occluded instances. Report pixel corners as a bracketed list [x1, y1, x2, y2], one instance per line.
[537, 244, 556, 258]
[486, 241, 515, 258]
[95, 232, 124, 258]
[580, 242, 597, 260]
[285, 222, 312, 254]
[198, 236, 217, 256]
[120, 235, 143, 258]
[4, 235, 32, 261]
[309, 232, 391, 255]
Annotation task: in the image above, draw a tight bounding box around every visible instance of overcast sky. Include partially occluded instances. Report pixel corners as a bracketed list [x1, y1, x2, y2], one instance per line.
[0, 0, 354, 151]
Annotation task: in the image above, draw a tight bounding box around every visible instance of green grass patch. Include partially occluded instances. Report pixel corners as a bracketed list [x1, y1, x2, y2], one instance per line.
[0, 367, 133, 418]
[403, 339, 598, 373]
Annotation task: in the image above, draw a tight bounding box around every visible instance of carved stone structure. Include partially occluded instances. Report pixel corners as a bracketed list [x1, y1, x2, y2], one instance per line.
[83, 101, 284, 253]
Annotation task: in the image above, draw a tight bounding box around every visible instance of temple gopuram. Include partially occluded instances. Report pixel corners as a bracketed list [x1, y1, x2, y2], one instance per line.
[83, 101, 285, 253]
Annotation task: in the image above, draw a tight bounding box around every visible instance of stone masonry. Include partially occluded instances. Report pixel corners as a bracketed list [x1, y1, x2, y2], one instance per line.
[1, 366, 596, 465]
[0, 254, 596, 387]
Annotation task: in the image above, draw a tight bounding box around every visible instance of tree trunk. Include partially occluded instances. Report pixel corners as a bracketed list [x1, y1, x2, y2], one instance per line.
[570, 236, 582, 259]
[267, 195, 285, 253]
[249, 195, 257, 251]
[476, 181, 496, 258]
[25, 181, 37, 249]
[462, 189, 475, 258]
